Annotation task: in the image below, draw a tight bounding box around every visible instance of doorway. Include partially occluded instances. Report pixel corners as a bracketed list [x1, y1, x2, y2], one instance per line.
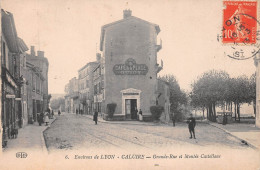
[125, 99, 137, 120]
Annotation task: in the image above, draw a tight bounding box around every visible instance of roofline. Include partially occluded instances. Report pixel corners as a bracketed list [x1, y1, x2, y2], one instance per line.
[100, 16, 160, 51]
[18, 37, 29, 52]
[2, 9, 19, 53]
[78, 61, 98, 72]
[92, 63, 101, 72]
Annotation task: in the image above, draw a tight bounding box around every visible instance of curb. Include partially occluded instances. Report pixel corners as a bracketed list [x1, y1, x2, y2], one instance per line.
[42, 117, 57, 154]
[208, 122, 257, 150]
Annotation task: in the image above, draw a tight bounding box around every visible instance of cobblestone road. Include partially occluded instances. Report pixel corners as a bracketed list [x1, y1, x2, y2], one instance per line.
[44, 113, 253, 154]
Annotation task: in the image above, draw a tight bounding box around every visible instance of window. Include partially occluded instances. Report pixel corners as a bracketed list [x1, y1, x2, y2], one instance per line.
[94, 84, 97, 95]
[98, 82, 101, 93]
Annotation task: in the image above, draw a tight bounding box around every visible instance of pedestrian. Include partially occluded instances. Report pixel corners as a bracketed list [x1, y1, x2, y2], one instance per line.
[187, 113, 196, 139]
[40, 112, 44, 123]
[139, 109, 143, 121]
[37, 113, 42, 126]
[134, 107, 138, 119]
[58, 110, 61, 116]
[44, 110, 49, 126]
[76, 109, 78, 115]
[171, 114, 175, 127]
[51, 110, 54, 119]
[93, 111, 98, 125]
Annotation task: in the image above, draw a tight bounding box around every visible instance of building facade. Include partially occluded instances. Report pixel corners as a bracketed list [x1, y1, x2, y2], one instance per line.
[98, 10, 164, 120]
[26, 61, 45, 123]
[26, 46, 49, 112]
[157, 79, 171, 122]
[1, 9, 22, 144]
[93, 56, 105, 114]
[64, 10, 169, 121]
[65, 77, 79, 113]
[78, 59, 98, 115]
[1, 9, 32, 146]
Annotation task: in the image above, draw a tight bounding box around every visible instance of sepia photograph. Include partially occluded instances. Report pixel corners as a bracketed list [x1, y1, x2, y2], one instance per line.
[0, 0, 259, 169]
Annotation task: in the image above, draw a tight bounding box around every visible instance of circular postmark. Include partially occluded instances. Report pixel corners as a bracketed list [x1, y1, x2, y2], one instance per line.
[218, 1, 260, 60]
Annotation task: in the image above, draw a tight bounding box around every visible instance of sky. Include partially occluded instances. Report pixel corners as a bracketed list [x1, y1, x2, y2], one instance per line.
[1, 0, 258, 94]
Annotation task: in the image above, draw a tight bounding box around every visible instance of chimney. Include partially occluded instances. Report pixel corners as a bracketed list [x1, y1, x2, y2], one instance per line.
[37, 51, 44, 58]
[31, 46, 35, 57]
[96, 53, 101, 62]
[123, 9, 132, 19]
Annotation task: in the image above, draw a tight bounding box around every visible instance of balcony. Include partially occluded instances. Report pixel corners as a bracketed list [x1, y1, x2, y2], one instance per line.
[156, 39, 162, 52]
[155, 59, 163, 73]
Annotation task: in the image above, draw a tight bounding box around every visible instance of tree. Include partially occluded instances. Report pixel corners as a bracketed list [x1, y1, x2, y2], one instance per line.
[191, 70, 254, 122]
[159, 74, 188, 121]
[191, 70, 230, 122]
[229, 76, 251, 122]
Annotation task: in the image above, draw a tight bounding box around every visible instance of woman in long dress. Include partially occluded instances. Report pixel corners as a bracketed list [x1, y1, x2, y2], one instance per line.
[44, 111, 49, 126]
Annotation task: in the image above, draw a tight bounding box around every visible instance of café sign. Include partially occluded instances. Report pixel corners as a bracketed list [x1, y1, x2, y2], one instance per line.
[113, 58, 148, 75]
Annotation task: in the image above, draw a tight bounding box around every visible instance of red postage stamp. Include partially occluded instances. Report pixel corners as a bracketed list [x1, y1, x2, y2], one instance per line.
[222, 1, 257, 44]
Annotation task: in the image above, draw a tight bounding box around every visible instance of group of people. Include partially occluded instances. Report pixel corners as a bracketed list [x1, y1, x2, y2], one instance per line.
[76, 109, 83, 115]
[37, 109, 61, 126]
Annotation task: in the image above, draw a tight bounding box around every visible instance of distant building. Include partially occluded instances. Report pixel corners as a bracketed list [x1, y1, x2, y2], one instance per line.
[157, 80, 171, 122]
[93, 55, 105, 114]
[64, 83, 71, 112]
[65, 77, 79, 113]
[26, 46, 49, 112]
[78, 59, 98, 114]
[25, 61, 45, 123]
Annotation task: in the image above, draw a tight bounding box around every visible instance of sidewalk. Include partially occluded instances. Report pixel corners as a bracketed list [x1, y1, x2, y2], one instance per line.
[209, 122, 260, 149]
[3, 117, 56, 154]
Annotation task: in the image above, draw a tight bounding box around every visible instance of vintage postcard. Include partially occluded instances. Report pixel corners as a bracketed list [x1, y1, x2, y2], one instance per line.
[0, 0, 260, 169]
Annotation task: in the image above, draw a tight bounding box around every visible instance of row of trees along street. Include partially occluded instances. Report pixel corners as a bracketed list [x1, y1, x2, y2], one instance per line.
[190, 70, 256, 122]
[160, 70, 256, 123]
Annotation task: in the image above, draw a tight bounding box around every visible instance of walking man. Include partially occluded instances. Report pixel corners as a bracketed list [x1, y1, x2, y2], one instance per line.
[171, 114, 175, 127]
[93, 111, 98, 125]
[187, 114, 196, 139]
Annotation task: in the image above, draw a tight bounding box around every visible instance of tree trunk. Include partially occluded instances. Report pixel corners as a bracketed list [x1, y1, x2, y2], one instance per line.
[234, 102, 237, 121]
[213, 102, 216, 122]
[206, 107, 209, 119]
[208, 104, 212, 121]
[237, 103, 240, 122]
[231, 102, 233, 117]
[202, 107, 205, 120]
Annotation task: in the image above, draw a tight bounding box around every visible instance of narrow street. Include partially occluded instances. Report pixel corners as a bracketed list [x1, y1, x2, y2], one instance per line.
[44, 113, 252, 153]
